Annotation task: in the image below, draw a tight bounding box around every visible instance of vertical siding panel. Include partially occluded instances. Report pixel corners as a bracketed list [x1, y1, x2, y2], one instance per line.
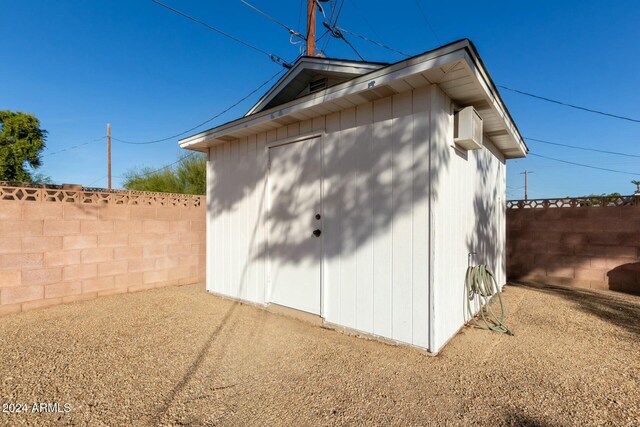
[223, 142, 232, 297]
[213, 145, 224, 296]
[267, 129, 277, 143]
[246, 135, 257, 301]
[312, 116, 325, 132]
[323, 112, 342, 324]
[371, 97, 393, 339]
[411, 86, 431, 348]
[287, 123, 300, 138]
[238, 139, 249, 300]
[300, 119, 312, 134]
[355, 102, 374, 334]
[230, 141, 241, 297]
[339, 107, 357, 329]
[238, 138, 247, 156]
[276, 126, 288, 141]
[391, 92, 414, 343]
[205, 147, 218, 291]
[500, 160, 506, 287]
[256, 133, 267, 304]
[431, 86, 448, 349]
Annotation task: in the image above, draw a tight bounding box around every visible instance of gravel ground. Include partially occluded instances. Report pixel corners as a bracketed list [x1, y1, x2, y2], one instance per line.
[0, 282, 638, 427]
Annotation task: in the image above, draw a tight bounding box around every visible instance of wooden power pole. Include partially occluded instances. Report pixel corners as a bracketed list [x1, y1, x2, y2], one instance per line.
[306, 0, 316, 56]
[521, 170, 533, 200]
[107, 123, 112, 191]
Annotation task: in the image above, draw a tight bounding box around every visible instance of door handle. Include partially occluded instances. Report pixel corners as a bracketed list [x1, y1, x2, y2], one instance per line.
[313, 229, 322, 237]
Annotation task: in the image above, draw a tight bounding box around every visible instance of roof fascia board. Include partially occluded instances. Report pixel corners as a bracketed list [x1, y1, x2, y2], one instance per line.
[180, 43, 469, 148]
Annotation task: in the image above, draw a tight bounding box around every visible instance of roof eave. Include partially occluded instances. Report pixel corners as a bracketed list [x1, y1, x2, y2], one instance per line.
[180, 39, 527, 159]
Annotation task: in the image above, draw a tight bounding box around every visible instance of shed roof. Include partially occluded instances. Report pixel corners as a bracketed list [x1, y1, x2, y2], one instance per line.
[180, 39, 528, 158]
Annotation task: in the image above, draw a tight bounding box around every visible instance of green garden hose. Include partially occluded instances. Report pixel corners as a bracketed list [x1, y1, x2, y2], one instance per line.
[465, 264, 514, 335]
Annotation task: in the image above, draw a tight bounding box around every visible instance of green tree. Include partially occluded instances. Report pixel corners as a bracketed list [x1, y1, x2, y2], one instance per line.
[632, 180, 640, 194]
[0, 111, 48, 182]
[580, 192, 622, 206]
[123, 154, 206, 195]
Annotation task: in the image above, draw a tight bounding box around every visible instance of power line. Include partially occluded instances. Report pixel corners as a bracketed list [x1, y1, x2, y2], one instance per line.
[43, 136, 106, 157]
[87, 175, 108, 187]
[332, 0, 346, 26]
[112, 69, 286, 145]
[529, 152, 640, 176]
[149, 0, 292, 68]
[137, 152, 198, 178]
[337, 32, 365, 61]
[412, 0, 442, 44]
[239, 0, 305, 40]
[499, 85, 640, 123]
[321, 21, 365, 61]
[526, 137, 640, 158]
[337, 26, 411, 57]
[316, 1, 364, 60]
[349, 0, 384, 41]
[318, 29, 333, 56]
[329, 27, 636, 125]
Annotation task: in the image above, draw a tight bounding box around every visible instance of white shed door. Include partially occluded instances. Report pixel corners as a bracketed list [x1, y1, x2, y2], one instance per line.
[268, 137, 322, 315]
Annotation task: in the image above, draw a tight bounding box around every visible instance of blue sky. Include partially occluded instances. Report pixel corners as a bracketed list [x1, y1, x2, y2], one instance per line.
[1, 0, 639, 198]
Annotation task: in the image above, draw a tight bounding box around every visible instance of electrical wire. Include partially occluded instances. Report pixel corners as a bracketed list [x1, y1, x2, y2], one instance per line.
[349, 0, 384, 41]
[328, 0, 337, 23]
[526, 137, 640, 158]
[412, 0, 442, 44]
[297, 0, 304, 34]
[43, 136, 107, 157]
[332, 0, 345, 27]
[112, 69, 285, 145]
[314, 1, 364, 60]
[136, 152, 198, 178]
[336, 26, 411, 57]
[321, 21, 365, 61]
[149, 0, 292, 68]
[499, 85, 640, 123]
[337, 32, 365, 61]
[529, 153, 640, 176]
[87, 175, 108, 186]
[317, 29, 332, 56]
[239, 0, 305, 40]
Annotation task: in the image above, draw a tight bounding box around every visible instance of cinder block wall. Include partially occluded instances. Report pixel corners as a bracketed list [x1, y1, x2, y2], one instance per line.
[507, 204, 640, 295]
[0, 187, 206, 316]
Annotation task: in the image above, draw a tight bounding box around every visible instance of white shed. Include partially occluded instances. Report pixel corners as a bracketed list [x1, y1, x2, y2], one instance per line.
[180, 39, 527, 353]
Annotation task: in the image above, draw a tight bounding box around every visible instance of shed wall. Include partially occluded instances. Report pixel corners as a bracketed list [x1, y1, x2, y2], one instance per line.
[206, 86, 433, 348]
[205, 84, 506, 351]
[430, 87, 507, 352]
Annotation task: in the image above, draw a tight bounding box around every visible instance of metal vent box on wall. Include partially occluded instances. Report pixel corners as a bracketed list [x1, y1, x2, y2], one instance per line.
[454, 106, 483, 150]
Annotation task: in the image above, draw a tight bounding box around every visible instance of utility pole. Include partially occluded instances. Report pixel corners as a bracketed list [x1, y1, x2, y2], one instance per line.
[107, 123, 112, 191]
[521, 170, 533, 200]
[306, 0, 316, 56]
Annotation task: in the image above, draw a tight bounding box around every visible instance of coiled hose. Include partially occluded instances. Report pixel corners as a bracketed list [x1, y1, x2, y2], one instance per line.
[465, 264, 514, 335]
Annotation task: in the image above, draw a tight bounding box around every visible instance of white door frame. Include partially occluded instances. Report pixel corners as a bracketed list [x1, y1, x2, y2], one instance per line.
[265, 131, 325, 317]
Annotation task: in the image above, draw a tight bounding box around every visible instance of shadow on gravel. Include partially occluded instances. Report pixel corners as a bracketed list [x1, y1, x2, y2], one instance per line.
[149, 298, 242, 425]
[505, 410, 554, 427]
[510, 281, 640, 337]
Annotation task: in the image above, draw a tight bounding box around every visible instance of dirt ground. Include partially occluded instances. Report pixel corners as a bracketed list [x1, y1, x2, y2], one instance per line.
[0, 283, 638, 427]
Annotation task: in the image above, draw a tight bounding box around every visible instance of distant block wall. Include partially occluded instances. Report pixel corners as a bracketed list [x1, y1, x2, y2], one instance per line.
[0, 185, 206, 316]
[507, 197, 640, 295]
